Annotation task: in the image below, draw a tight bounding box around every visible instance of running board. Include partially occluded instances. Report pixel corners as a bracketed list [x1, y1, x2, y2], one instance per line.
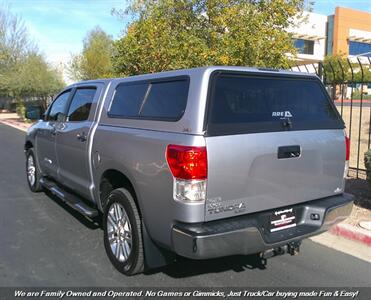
[40, 178, 98, 218]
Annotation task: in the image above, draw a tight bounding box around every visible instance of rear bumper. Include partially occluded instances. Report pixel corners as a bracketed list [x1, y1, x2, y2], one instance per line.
[171, 193, 354, 259]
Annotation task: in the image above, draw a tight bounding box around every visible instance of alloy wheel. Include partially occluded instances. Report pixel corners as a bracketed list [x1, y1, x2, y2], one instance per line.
[27, 155, 36, 187]
[107, 202, 132, 262]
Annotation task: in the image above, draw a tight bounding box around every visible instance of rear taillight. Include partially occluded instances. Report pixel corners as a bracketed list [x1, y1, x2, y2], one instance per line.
[166, 145, 207, 180]
[345, 136, 350, 161]
[344, 134, 350, 179]
[166, 145, 207, 202]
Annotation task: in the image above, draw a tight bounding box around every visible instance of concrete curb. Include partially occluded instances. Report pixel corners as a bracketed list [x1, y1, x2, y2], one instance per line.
[0, 119, 29, 132]
[334, 99, 371, 103]
[330, 222, 371, 247]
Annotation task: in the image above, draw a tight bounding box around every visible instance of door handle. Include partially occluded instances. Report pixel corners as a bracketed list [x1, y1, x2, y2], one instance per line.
[278, 145, 301, 159]
[77, 132, 87, 142]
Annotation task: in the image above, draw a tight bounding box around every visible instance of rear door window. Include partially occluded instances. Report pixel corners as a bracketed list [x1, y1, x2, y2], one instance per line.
[108, 78, 189, 121]
[206, 73, 343, 136]
[67, 88, 96, 122]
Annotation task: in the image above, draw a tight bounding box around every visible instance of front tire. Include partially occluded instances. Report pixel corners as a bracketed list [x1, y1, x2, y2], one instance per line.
[26, 149, 43, 192]
[103, 188, 144, 275]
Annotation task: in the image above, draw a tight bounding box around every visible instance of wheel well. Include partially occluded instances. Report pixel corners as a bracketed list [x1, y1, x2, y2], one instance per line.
[25, 141, 33, 151]
[99, 169, 138, 211]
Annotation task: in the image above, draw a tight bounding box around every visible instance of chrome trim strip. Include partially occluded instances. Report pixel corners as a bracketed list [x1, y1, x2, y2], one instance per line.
[87, 81, 112, 206]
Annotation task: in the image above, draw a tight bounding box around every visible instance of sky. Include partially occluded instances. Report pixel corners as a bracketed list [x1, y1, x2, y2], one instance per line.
[312, 0, 371, 15]
[4, 0, 127, 69]
[3, 0, 371, 78]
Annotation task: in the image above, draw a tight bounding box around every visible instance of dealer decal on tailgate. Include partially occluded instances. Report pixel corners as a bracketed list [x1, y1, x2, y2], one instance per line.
[270, 208, 296, 232]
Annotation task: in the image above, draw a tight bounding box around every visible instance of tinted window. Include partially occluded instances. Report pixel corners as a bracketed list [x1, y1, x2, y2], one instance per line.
[109, 78, 189, 121]
[109, 83, 148, 117]
[67, 88, 96, 121]
[140, 80, 189, 120]
[47, 91, 71, 121]
[206, 73, 343, 136]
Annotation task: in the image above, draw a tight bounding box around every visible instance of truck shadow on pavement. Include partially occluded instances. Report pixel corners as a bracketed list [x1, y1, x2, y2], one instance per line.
[43, 191, 267, 277]
[345, 178, 371, 209]
[147, 255, 267, 278]
[44, 190, 102, 230]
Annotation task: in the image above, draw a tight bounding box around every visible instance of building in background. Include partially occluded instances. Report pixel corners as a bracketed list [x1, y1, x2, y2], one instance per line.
[288, 12, 328, 65]
[330, 7, 371, 58]
[290, 6, 371, 67]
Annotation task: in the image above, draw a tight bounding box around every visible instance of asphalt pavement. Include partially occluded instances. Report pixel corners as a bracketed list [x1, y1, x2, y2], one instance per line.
[0, 123, 370, 287]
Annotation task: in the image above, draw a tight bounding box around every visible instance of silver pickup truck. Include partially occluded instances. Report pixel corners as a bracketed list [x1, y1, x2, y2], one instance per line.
[25, 66, 354, 275]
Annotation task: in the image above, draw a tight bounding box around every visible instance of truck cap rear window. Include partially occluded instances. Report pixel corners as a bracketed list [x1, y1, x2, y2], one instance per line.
[205, 72, 344, 136]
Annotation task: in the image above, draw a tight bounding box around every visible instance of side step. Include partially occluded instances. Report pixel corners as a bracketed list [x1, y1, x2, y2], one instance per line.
[40, 178, 98, 218]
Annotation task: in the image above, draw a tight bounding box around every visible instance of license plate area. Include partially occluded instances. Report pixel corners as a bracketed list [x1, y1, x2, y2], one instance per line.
[269, 207, 296, 232]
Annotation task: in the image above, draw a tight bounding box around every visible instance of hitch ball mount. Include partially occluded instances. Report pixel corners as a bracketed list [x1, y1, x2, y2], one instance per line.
[259, 241, 301, 265]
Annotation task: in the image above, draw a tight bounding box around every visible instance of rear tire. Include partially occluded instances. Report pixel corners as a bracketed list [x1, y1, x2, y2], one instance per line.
[26, 149, 43, 192]
[103, 188, 144, 275]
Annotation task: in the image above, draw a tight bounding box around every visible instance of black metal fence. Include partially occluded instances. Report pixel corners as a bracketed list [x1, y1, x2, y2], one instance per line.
[291, 57, 371, 178]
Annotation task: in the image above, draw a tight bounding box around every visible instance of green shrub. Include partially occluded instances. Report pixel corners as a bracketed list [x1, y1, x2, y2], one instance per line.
[352, 90, 371, 100]
[365, 149, 371, 183]
[16, 101, 26, 121]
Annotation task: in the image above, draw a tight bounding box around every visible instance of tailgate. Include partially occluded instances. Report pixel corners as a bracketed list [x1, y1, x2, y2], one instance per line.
[204, 71, 346, 221]
[205, 130, 346, 221]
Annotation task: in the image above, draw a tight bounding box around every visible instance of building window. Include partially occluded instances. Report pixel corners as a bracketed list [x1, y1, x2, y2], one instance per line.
[326, 15, 334, 55]
[349, 41, 371, 57]
[294, 39, 314, 55]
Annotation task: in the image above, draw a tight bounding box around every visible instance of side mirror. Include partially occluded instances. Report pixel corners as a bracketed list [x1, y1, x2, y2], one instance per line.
[25, 106, 42, 120]
[56, 112, 66, 122]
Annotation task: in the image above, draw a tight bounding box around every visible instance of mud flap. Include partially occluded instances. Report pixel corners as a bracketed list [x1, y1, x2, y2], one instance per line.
[142, 223, 176, 269]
